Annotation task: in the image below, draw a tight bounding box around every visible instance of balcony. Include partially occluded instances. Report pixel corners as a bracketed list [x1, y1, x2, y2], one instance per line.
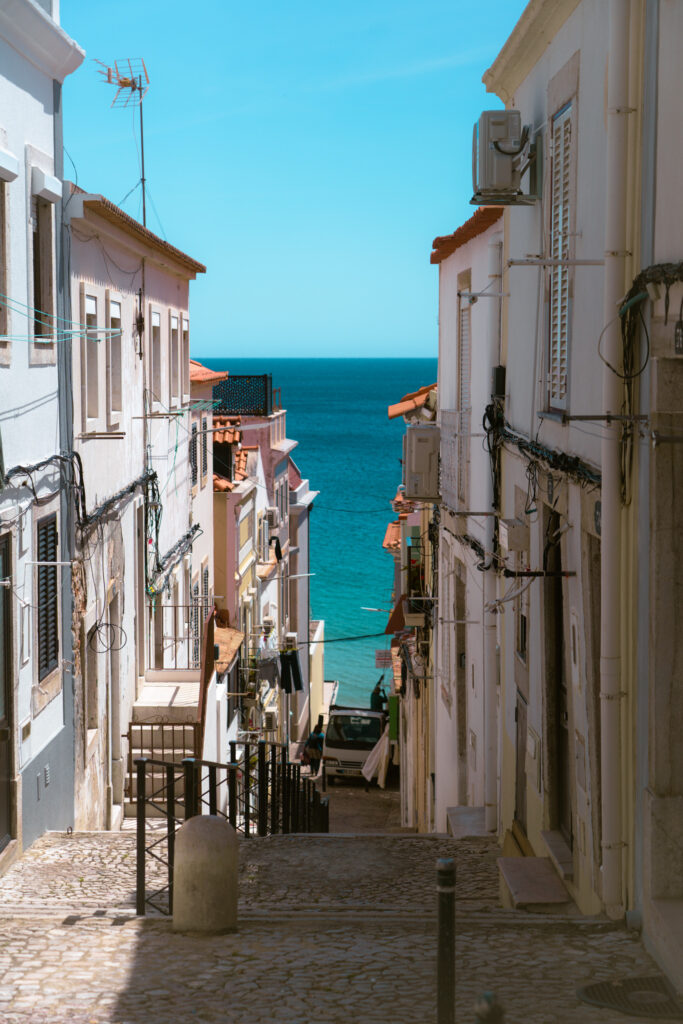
[213, 375, 281, 416]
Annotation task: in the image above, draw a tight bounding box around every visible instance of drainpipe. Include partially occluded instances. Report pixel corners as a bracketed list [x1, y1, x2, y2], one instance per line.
[484, 236, 502, 833]
[600, 0, 629, 919]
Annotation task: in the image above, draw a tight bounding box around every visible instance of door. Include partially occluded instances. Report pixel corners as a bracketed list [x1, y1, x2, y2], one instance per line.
[0, 537, 13, 850]
[545, 509, 572, 845]
[514, 691, 527, 832]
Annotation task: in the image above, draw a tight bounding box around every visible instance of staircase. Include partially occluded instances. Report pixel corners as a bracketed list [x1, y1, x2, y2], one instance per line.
[124, 674, 201, 818]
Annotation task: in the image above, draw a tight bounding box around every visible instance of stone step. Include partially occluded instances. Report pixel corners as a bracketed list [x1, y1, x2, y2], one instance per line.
[497, 856, 572, 913]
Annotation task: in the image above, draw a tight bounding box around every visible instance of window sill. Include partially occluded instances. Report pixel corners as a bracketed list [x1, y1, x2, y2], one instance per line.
[537, 410, 568, 425]
[32, 668, 62, 716]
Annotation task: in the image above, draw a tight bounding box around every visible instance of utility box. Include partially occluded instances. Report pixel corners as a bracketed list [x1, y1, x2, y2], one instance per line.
[404, 425, 440, 501]
[499, 517, 530, 552]
[472, 110, 522, 196]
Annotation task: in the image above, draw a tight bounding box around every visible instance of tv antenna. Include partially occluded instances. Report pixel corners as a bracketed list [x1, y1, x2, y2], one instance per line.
[95, 58, 150, 227]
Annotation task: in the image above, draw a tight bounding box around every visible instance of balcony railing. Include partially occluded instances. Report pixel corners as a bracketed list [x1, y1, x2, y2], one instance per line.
[148, 602, 206, 671]
[213, 374, 273, 416]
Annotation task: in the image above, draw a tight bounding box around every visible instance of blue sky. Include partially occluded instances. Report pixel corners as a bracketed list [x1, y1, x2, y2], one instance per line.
[61, 1, 525, 358]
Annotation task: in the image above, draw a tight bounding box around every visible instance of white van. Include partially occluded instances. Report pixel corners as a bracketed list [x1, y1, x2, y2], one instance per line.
[322, 705, 384, 782]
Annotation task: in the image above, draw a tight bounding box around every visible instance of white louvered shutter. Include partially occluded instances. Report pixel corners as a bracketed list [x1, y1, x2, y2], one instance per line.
[548, 105, 572, 408]
[458, 303, 471, 501]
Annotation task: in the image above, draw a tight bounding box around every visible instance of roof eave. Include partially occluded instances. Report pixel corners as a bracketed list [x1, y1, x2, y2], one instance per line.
[482, 0, 582, 102]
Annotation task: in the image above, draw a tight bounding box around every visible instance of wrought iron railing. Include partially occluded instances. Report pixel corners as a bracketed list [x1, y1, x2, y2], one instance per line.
[135, 742, 329, 915]
[147, 602, 205, 671]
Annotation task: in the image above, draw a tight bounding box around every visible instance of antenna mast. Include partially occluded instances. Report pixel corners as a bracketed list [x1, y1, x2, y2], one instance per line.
[95, 58, 150, 226]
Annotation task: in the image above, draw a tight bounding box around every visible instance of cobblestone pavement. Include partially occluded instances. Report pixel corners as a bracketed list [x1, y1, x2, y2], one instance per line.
[0, 827, 679, 1023]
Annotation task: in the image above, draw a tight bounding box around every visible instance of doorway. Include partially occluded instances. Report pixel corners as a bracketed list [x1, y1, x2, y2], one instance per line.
[544, 508, 572, 845]
[514, 690, 528, 832]
[0, 537, 13, 850]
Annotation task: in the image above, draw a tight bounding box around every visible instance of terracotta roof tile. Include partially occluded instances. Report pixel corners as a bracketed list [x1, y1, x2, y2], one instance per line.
[214, 624, 244, 670]
[388, 383, 437, 421]
[69, 185, 206, 274]
[213, 474, 235, 493]
[430, 207, 503, 265]
[391, 487, 416, 515]
[383, 521, 401, 552]
[213, 414, 242, 445]
[385, 593, 407, 635]
[190, 360, 229, 385]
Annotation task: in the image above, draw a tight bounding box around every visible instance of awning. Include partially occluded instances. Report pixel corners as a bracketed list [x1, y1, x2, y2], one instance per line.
[385, 594, 407, 635]
[214, 625, 244, 671]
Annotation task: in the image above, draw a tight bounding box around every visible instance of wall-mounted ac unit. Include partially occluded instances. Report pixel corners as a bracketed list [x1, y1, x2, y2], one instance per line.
[284, 631, 298, 650]
[404, 425, 440, 501]
[471, 110, 540, 207]
[266, 506, 280, 529]
[264, 710, 277, 732]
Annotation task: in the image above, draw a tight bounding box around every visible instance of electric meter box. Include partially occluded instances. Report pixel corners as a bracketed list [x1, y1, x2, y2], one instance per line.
[472, 110, 522, 195]
[404, 425, 440, 501]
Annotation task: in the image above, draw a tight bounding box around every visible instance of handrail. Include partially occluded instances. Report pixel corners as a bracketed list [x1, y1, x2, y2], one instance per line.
[196, 609, 215, 755]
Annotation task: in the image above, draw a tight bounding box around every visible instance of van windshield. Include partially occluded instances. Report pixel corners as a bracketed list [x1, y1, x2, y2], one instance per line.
[325, 714, 382, 750]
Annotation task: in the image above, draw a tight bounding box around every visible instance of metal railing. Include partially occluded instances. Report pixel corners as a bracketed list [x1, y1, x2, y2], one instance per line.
[127, 722, 200, 809]
[135, 741, 329, 915]
[147, 602, 205, 670]
[212, 374, 273, 416]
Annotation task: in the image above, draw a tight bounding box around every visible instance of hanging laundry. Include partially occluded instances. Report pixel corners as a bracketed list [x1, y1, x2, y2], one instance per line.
[280, 648, 303, 692]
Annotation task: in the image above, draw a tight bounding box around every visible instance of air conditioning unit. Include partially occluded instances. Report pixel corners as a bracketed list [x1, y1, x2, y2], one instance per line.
[404, 425, 440, 501]
[263, 710, 277, 732]
[284, 631, 298, 650]
[266, 506, 280, 529]
[472, 110, 522, 196]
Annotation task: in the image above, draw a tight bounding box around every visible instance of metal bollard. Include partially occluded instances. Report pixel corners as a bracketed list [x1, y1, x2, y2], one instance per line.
[437, 857, 455, 1024]
[474, 992, 504, 1022]
[135, 758, 147, 916]
[257, 741, 268, 837]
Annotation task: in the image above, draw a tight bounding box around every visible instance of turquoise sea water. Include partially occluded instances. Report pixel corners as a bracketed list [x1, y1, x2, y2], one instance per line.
[201, 357, 438, 708]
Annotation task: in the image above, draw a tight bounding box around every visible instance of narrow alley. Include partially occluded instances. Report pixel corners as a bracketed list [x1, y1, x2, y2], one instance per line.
[0, 784, 675, 1024]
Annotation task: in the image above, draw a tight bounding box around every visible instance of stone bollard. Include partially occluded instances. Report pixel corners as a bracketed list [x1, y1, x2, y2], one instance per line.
[172, 815, 238, 933]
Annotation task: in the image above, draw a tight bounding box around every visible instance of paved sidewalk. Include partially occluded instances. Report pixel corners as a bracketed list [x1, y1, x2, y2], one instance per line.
[0, 829, 678, 1023]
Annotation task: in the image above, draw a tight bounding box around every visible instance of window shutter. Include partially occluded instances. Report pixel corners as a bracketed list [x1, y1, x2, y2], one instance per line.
[37, 515, 58, 680]
[190, 423, 198, 485]
[201, 417, 208, 477]
[549, 105, 572, 408]
[202, 566, 210, 624]
[458, 303, 471, 501]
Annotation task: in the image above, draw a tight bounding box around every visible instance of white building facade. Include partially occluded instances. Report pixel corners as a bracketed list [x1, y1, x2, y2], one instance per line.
[0, 0, 83, 862]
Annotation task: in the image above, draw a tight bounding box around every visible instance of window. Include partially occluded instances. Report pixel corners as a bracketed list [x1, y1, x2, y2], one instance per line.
[190, 423, 198, 486]
[239, 513, 252, 551]
[85, 295, 99, 420]
[37, 514, 59, 681]
[201, 416, 208, 480]
[170, 315, 179, 405]
[457, 300, 471, 502]
[191, 580, 200, 667]
[548, 103, 572, 409]
[182, 318, 190, 398]
[86, 626, 98, 731]
[31, 197, 54, 341]
[151, 310, 161, 401]
[515, 553, 530, 664]
[202, 565, 210, 625]
[107, 298, 122, 423]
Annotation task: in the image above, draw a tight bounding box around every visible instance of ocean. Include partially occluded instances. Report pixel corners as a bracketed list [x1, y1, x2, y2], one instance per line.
[201, 357, 438, 708]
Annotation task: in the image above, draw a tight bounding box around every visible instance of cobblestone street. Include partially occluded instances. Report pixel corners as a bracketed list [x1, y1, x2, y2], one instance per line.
[0, 795, 678, 1023]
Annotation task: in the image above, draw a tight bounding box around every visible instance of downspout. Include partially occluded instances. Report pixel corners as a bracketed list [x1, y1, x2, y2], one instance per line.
[631, 0, 658, 929]
[55, 79, 75, 828]
[600, 0, 630, 919]
[484, 236, 502, 833]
